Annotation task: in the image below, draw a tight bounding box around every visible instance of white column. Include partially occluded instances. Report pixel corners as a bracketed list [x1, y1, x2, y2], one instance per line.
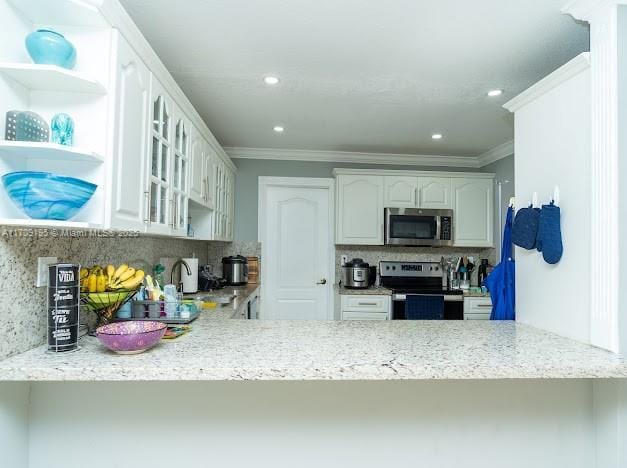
[563, 0, 627, 352]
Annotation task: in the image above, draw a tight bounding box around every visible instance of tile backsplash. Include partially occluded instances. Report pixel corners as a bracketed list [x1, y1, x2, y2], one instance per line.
[335, 245, 496, 286]
[0, 233, 210, 360]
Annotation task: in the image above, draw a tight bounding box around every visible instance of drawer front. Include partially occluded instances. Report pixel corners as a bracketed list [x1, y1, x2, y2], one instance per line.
[464, 312, 491, 321]
[341, 295, 389, 312]
[465, 297, 492, 314]
[342, 311, 389, 321]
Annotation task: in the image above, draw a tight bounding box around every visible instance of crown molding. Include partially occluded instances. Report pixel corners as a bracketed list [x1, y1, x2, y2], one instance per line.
[331, 168, 494, 178]
[562, 0, 627, 20]
[503, 53, 591, 113]
[477, 140, 514, 167]
[226, 147, 481, 168]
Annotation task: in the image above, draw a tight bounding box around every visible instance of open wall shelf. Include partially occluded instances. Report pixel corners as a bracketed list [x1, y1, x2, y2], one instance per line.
[0, 62, 106, 94]
[0, 218, 99, 229]
[7, 0, 108, 28]
[0, 141, 105, 164]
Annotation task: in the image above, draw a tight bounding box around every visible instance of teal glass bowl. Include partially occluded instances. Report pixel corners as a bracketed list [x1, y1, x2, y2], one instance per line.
[25, 29, 77, 69]
[2, 171, 97, 221]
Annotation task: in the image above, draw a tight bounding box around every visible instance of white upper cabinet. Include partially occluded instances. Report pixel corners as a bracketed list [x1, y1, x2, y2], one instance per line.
[384, 176, 453, 210]
[189, 129, 205, 206]
[0, 2, 236, 235]
[109, 33, 149, 231]
[452, 177, 493, 247]
[171, 105, 191, 236]
[146, 76, 174, 235]
[335, 170, 493, 247]
[203, 142, 216, 210]
[384, 176, 418, 208]
[336, 175, 384, 245]
[418, 177, 452, 209]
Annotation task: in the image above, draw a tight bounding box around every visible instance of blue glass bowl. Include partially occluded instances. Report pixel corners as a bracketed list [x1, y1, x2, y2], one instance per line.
[2, 172, 97, 221]
[25, 29, 77, 69]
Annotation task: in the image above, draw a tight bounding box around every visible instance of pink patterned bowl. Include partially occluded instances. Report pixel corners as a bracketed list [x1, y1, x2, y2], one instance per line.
[95, 321, 167, 354]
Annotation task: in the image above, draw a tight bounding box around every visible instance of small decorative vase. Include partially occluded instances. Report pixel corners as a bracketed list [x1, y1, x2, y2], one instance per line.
[51, 113, 74, 146]
[25, 29, 77, 69]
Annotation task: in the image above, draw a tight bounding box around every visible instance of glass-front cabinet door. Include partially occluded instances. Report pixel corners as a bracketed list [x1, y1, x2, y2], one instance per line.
[172, 108, 190, 236]
[147, 77, 173, 235]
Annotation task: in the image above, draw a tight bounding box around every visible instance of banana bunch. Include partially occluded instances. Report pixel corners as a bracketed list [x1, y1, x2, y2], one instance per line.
[81, 266, 106, 293]
[80, 264, 145, 293]
[106, 264, 145, 291]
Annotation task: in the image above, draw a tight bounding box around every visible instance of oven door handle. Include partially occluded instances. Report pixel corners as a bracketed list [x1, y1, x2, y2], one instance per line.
[393, 293, 463, 302]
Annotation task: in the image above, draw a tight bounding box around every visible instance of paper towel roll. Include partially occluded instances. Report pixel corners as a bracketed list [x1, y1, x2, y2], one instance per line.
[181, 258, 199, 293]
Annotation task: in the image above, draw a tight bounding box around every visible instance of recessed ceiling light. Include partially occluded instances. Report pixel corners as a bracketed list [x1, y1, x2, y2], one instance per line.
[487, 89, 503, 97]
[273, 125, 285, 133]
[263, 75, 280, 85]
[431, 133, 443, 140]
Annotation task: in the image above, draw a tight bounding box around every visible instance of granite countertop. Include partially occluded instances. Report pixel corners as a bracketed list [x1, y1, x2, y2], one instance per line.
[463, 291, 491, 298]
[335, 284, 393, 295]
[2, 319, 627, 382]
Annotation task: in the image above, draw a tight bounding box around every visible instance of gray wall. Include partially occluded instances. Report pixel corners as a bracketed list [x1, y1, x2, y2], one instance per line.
[232, 159, 477, 242]
[481, 154, 515, 257]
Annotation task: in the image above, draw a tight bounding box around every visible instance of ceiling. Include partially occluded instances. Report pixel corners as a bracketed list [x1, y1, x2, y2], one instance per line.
[120, 0, 589, 158]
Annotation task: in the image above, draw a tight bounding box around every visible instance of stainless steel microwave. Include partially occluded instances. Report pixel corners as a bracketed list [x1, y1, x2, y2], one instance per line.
[385, 208, 454, 246]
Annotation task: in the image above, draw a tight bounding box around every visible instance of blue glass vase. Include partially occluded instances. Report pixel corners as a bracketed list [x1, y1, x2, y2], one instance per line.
[25, 29, 76, 69]
[51, 113, 74, 146]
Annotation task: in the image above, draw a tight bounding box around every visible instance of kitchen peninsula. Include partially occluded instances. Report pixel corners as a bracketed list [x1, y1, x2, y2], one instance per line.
[1, 319, 626, 381]
[2, 318, 626, 468]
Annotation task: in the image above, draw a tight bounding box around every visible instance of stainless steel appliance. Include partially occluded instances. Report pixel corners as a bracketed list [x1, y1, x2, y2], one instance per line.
[222, 256, 248, 285]
[385, 208, 453, 246]
[379, 261, 463, 320]
[343, 258, 376, 289]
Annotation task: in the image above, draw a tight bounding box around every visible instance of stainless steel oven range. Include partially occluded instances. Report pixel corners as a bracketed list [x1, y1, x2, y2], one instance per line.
[379, 261, 463, 320]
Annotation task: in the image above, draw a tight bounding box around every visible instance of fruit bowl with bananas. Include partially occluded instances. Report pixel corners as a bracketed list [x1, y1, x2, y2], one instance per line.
[80, 264, 145, 327]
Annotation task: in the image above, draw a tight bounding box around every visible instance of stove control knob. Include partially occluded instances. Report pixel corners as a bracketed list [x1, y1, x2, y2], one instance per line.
[392, 266, 396, 270]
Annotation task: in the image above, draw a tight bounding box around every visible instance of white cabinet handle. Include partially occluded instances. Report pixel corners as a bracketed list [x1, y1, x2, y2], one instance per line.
[143, 190, 151, 225]
[169, 198, 175, 227]
[358, 302, 378, 306]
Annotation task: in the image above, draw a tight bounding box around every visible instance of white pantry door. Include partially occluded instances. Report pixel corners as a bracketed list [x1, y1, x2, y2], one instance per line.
[260, 178, 334, 320]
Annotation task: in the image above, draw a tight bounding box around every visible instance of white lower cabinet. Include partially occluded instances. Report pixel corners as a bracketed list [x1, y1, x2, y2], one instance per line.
[463, 296, 492, 320]
[341, 295, 391, 320]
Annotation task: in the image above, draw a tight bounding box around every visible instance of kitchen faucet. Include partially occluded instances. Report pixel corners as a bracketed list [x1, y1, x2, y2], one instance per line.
[170, 259, 192, 293]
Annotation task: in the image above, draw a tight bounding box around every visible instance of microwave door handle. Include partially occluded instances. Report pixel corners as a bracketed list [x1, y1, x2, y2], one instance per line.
[435, 216, 442, 240]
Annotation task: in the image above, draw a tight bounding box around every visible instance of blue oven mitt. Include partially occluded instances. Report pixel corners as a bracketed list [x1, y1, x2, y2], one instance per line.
[536, 201, 563, 264]
[511, 205, 540, 250]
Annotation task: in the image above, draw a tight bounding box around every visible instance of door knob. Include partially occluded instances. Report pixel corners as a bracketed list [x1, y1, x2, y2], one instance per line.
[317, 278, 327, 285]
